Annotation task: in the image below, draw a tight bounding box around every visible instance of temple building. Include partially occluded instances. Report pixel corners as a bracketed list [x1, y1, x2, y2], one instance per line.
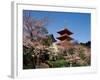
[56, 28, 74, 49]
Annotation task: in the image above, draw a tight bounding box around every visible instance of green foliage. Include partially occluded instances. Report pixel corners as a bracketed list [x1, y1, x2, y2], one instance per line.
[23, 53, 35, 69]
[40, 27, 48, 34]
[48, 60, 66, 67]
[80, 41, 91, 48]
[48, 58, 70, 68]
[57, 55, 65, 60]
[23, 46, 36, 69]
[42, 36, 52, 46]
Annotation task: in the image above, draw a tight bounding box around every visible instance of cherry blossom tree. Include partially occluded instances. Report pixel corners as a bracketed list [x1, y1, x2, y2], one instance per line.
[23, 13, 50, 47]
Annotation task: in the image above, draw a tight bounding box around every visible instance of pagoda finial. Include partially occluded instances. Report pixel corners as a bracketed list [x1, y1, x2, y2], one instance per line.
[63, 20, 68, 28]
[64, 26, 67, 29]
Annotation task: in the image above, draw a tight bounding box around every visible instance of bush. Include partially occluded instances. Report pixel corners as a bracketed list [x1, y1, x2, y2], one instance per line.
[23, 46, 36, 69]
[57, 55, 65, 60]
[48, 59, 70, 67]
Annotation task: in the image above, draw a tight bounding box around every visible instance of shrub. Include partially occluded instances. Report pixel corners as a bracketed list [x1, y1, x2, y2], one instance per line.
[48, 59, 70, 67]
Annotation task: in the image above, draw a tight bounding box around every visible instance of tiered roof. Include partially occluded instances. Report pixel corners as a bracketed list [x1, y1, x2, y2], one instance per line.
[57, 28, 73, 35]
[57, 34, 73, 41]
[57, 28, 73, 41]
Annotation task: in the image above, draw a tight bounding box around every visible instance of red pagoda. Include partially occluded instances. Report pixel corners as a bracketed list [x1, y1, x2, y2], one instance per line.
[56, 28, 74, 49]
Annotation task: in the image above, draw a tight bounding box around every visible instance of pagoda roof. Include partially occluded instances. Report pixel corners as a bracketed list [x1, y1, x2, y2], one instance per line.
[57, 34, 73, 41]
[57, 28, 73, 35]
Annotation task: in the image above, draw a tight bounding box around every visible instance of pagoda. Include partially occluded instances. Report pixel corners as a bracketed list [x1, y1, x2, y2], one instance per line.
[56, 28, 73, 49]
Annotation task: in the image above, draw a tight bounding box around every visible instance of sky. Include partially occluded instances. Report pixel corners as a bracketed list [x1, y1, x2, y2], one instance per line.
[23, 10, 91, 43]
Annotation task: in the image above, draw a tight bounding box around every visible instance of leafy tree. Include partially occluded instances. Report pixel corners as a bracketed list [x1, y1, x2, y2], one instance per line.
[42, 35, 52, 46]
[80, 41, 91, 48]
[23, 14, 50, 43]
